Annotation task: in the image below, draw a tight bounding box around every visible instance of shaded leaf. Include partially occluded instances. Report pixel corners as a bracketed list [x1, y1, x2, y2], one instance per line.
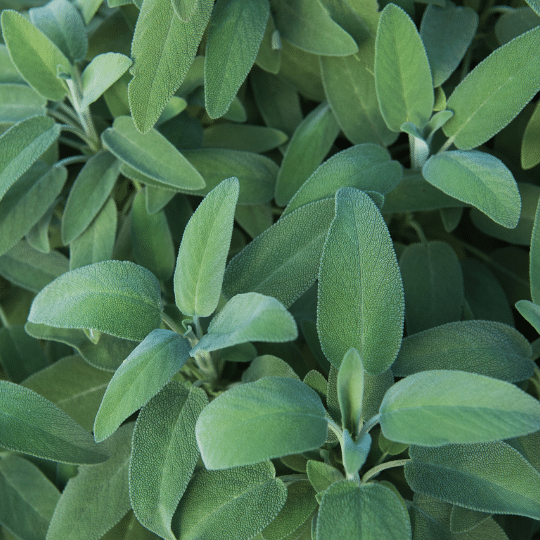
[521, 100, 540, 170]
[203, 124, 287, 153]
[0, 83, 47, 123]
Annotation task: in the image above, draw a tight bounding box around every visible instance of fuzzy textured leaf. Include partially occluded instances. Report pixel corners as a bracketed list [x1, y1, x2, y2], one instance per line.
[27, 260, 163, 341]
[196, 377, 327, 469]
[94, 330, 191, 442]
[379, 370, 540, 446]
[317, 188, 404, 373]
[174, 177, 239, 317]
[443, 26, 540, 149]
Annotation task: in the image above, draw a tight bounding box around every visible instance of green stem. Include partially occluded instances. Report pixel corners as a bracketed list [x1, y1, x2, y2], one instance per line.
[279, 474, 308, 485]
[58, 136, 89, 153]
[327, 419, 344, 446]
[60, 125, 96, 150]
[161, 312, 184, 334]
[437, 137, 455, 154]
[405, 215, 427, 244]
[56, 155, 90, 168]
[193, 315, 203, 340]
[361, 458, 410, 484]
[0, 304, 10, 328]
[47, 108, 82, 127]
[356, 414, 380, 444]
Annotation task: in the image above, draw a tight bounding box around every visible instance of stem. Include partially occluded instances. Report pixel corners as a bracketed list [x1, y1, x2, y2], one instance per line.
[279, 474, 308, 485]
[437, 137, 455, 155]
[56, 155, 90, 168]
[405, 215, 427, 244]
[0, 304, 10, 328]
[47, 108, 82, 127]
[60, 125, 96, 149]
[58, 136, 89, 153]
[193, 315, 203, 340]
[356, 414, 380, 444]
[327, 419, 344, 446]
[161, 312, 184, 334]
[361, 459, 410, 484]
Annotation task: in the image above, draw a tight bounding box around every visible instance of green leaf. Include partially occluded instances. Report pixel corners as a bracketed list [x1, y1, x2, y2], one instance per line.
[0, 44, 26, 84]
[284, 144, 402, 216]
[81, 53, 132, 109]
[184, 148, 277, 204]
[317, 188, 404, 373]
[241, 355, 300, 382]
[47, 424, 133, 540]
[131, 190, 175, 282]
[379, 370, 540, 446]
[0, 325, 48, 384]
[272, 0, 357, 56]
[254, 12, 281, 74]
[399, 241, 463, 335]
[0, 454, 60, 540]
[530, 198, 540, 303]
[130, 383, 207, 540]
[316, 481, 412, 539]
[342, 430, 371, 477]
[522, 101, 540, 170]
[62, 151, 120, 245]
[196, 377, 327, 469]
[442, 26, 540, 150]
[171, 462, 287, 540]
[234, 203, 273, 239]
[0, 116, 61, 204]
[406, 441, 540, 520]
[0, 241, 68, 293]
[192, 293, 298, 353]
[375, 3, 434, 132]
[172, 0, 199, 21]
[422, 150, 521, 229]
[27, 260, 163, 341]
[25, 322, 137, 372]
[393, 320, 534, 383]
[69, 197, 117, 270]
[94, 330, 191, 442]
[101, 116, 205, 191]
[174, 177, 239, 317]
[516, 300, 540, 334]
[0, 380, 109, 464]
[26, 198, 55, 254]
[274, 102, 339, 207]
[1, 10, 70, 101]
[337, 348, 364, 436]
[128, 0, 213, 132]
[0, 161, 66, 257]
[203, 124, 288, 153]
[0, 83, 47, 124]
[306, 460, 344, 496]
[204, 0, 269, 118]
[22, 354, 113, 432]
[29, 0, 87, 63]
[223, 198, 335, 307]
[420, 3, 478, 87]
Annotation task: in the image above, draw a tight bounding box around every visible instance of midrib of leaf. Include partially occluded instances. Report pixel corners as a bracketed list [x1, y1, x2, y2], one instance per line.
[64, 289, 160, 313]
[56, 382, 110, 407]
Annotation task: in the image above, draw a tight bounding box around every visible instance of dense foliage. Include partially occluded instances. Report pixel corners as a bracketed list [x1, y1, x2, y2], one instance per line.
[1, 0, 540, 538]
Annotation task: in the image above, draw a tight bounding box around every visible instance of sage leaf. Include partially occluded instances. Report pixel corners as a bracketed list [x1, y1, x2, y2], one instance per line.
[1, 9, 70, 101]
[29, 0, 87, 63]
[316, 481, 411, 539]
[223, 198, 335, 307]
[284, 144, 402, 216]
[173, 0, 199, 21]
[195, 377, 327, 469]
[272, 0, 357, 56]
[101, 116, 205, 191]
[94, 330, 191, 442]
[406, 442, 540, 520]
[375, 3, 434, 132]
[0, 380, 108, 464]
[443, 26, 540, 149]
[192, 293, 298, 353]
[530, 199, 540, 303]
[130, 383, 207, 540]
[420, 3, 478, 87]
[337, 348, 364, 436]
[27, 260, 163, 341]
[317, 188, 404, 373]
[0, 83, 47, 123]
[128, 0, 212, 132]
[0, 162, 67, 257]
[399, 241, 463, 335]
[202, 124, 288, 153]
[274, 101, 340, 207]
[516, 300, 540, 334]
[174, 177, 239, 317]
[0, 116, 61, 203]
[80, 53, 132, 109]
[522, 101, 540, 169]
[131, 189, 175, 282]
[22, 355, 112, 432]
[172, 462, 287, 540]
[204, 0, 269, 119]
[241, 355, 300, 382]
[0, 454, 60, 540]
[422, 150, 521, 229]
[62, 151, 120, 245]
[47, 424, 133, 540]
[379, 370, 540, 446]
[393, 320, 534, 383]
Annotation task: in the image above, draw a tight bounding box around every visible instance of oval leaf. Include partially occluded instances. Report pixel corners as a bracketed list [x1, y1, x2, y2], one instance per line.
[191, 293, 298, 353]
[174, 177, 239, 317]
[101, 116, 205, 191]
[375, 3, 434, 131]
[195, 377, 328, 469]
[379, 370, 540, 446]
[27, 260, 163, 341]
[317, 188, 404, 373]
[423, 150, 521, 228]
[443, 26, 540, 149]
[94, 330, 191, 442]
[0, 381, 108, 464]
